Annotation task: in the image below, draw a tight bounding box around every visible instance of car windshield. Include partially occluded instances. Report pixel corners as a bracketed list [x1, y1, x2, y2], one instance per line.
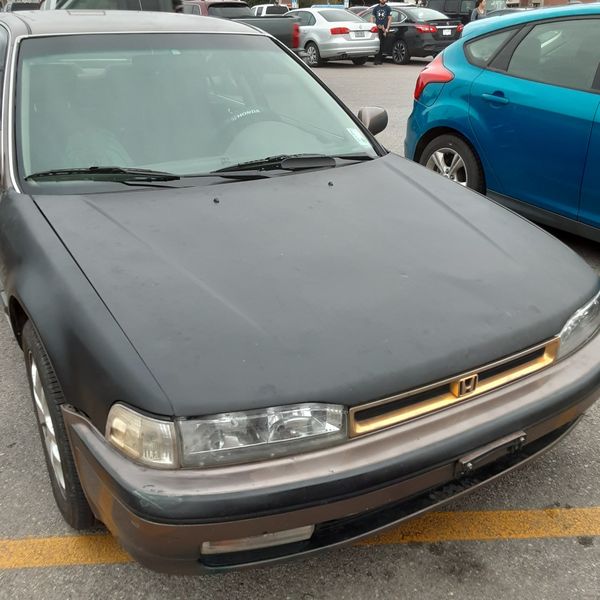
[15, 33, 377, 192]
[207, 4, 253, 17]
[318, 9, 364, 22]
[403, 8, 448, 21]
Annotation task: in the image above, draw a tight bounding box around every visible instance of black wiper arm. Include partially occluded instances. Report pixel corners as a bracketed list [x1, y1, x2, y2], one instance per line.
[334, 153, 376, 161]
[25, 166, 181, 182]
[211, 154, 337, 174]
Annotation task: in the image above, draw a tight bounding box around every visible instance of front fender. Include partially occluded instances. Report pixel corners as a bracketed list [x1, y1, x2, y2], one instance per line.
[411, 87, 502, 193]
[0, 191, 173, 430]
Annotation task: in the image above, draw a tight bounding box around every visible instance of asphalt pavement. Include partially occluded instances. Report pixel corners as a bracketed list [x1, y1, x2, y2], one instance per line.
[1, 59, 599, 600]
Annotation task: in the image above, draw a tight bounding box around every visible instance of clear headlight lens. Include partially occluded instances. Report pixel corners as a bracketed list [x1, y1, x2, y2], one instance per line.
[557, 289, 600, 359]
[178, 403, 347, 467]
[105, 403, 177, 468]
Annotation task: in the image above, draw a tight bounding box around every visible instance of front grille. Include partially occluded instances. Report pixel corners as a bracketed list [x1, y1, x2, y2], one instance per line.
[349, 338, 560, 437]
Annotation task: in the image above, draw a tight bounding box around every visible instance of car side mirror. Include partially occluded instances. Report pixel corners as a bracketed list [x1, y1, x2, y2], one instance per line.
[357, 107, 388, 136]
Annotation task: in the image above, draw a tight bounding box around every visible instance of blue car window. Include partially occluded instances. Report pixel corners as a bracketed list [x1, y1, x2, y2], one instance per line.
[507, 18, 600, 92]
[465, 28, 515, 67]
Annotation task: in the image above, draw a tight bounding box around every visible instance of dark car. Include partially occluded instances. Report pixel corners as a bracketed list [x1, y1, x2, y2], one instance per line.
[426, 0, 508, 24]
[427, 0, 475, 25]
[1, 9, 600, 575]
[487, 8, 533, 17]
[41, 0, 176, 10]
[3, 1, 40, 9]
[42, 0, 301, 50]
[405, 4, 600, 241]
[425, 0, 474, 24]
[359, 4, 463, 63]
[180, 0, 301, 50]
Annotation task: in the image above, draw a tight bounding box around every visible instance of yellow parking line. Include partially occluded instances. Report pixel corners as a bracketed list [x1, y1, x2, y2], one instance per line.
[0, 534, 131, 570]
[1, 508, 599, 570]
[357, 507, 600, 545]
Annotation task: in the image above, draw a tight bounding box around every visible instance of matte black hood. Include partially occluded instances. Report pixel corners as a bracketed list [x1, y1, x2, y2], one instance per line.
[34, 154, 598, 417]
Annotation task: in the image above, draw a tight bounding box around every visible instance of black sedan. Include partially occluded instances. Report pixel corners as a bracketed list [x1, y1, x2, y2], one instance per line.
[359, 5, 463, 63]
[1, 10, 600, 575]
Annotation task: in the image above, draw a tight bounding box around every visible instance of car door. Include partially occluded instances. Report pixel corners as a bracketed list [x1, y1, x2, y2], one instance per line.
[468, 18, 600, 221]
[579, 102, 600, 229]
[0, 25, 8, 186]
[290, 10, 316, 47]
[385, 9, 408, 54]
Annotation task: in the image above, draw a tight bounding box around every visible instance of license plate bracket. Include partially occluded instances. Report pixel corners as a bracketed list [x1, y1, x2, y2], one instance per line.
[455, 430, 527, 477]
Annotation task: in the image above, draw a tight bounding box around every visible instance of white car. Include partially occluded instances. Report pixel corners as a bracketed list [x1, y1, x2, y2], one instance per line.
[287, 7, 379, 66]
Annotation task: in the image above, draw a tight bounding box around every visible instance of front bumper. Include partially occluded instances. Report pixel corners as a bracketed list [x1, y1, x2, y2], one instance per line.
[64, 332, 600, 573]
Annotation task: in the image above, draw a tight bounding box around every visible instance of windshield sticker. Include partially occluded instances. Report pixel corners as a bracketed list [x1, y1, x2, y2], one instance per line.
[347, 128, 372, 147]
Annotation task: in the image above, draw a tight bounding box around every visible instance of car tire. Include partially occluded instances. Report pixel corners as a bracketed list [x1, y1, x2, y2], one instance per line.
[305, 42, 324, 67]
[22, 320, 96, 530]
[392, 39, 410, 65]
[419, 134, 485, 192]
[352, 57, 368, 65]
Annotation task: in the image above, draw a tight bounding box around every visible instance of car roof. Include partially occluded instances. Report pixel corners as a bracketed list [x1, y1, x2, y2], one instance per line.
[296, 6, 350, 10]
[461, 3, 600, 40]
[0, 9, 258, 36]
[358, 3, 418, 11]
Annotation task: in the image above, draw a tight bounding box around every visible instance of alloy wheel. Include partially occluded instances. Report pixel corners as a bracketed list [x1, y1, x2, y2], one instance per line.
[306, 45, 318, 66]
[393, 42, 407, 64]
[30, 353, 66, 495]
[425, 148, 468, 186]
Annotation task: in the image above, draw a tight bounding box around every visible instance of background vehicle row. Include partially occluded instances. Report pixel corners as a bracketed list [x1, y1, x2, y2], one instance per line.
[357, 3, 462, 64]
[288, 7, 380, 66]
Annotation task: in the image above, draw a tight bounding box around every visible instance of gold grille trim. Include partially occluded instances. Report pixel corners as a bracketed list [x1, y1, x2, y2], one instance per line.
[349, 337, 560, 437]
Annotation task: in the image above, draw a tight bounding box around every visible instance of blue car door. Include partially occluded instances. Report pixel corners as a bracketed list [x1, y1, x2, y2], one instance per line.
[468, 17, 600, 221]
[579, 101, 600, 229]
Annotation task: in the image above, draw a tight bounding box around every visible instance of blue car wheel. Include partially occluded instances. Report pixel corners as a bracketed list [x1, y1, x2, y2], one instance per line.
[419, 134, 485, 193]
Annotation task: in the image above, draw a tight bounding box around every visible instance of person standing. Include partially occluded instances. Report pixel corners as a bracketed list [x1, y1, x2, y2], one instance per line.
[371, 0, 392, 65]
[470, 0, 486, 22]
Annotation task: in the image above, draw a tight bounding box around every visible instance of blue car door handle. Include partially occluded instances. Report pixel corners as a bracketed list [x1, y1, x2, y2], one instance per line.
[482, 92, 509, 105]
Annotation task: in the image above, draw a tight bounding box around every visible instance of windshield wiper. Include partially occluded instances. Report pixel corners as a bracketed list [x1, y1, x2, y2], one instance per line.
[24, 166, 181, 182]
[211, 153, 374, 174]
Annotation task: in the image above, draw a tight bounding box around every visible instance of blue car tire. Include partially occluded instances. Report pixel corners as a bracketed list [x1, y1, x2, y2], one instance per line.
[419, 134, 484, 193]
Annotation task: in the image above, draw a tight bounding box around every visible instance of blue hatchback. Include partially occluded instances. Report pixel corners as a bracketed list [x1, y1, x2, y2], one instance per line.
[405, 5, 600, 242]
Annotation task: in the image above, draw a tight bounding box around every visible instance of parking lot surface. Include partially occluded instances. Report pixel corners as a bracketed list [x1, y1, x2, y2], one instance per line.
[1, 60, 599, 600]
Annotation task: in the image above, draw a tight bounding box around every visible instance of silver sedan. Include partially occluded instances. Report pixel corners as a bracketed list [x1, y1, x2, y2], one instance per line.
[288, 7, 380, 66]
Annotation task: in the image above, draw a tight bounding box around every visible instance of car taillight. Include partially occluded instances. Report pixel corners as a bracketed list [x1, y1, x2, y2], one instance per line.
[413, 53, 454, 100]
[415, 24, 438, 34]
[457, 23, 464, 34]
[330, 27, 350, 35]
[370, 26, 378, 33]
[292, 23, 300, 48]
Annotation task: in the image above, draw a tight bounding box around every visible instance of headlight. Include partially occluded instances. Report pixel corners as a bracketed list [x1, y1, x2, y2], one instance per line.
[105, 403, 177, 468]
[178, 403, 347, 467]
[557, 289, 600, 359]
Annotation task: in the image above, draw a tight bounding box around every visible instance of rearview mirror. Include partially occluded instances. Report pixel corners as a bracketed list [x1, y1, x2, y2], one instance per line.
[357, 107, 388, 136]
